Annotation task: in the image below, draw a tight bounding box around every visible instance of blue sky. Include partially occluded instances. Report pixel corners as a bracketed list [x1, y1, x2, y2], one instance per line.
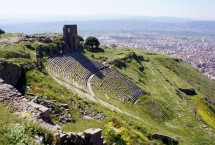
[0, 0, 215, 20]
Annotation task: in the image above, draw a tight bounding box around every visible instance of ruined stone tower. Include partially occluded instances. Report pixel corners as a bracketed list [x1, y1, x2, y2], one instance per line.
[63, 25, 78, 51]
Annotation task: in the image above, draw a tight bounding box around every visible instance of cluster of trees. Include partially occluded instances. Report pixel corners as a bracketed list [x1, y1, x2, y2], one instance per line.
[78, 36, 100, 52]
[0, 29, 5, 34]
[0, 29, 5, 37]
[78, 36, 118, 51]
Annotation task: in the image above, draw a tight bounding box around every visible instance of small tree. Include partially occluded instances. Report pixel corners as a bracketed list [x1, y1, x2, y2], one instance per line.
[104, 122, 129, 145]
[85, 36, 100, 51]
[77, 35, 84, 44]
[110, 43, 117, 49]
[0, 28, 5, 38]
[77, 35, 84, 51]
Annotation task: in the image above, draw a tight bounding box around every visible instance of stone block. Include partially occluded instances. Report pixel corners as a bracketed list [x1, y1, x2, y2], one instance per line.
[67, 132, 76, 139]
[54, 133, 61, 145]
[84, 128, 102, 143]
[60, 104, 68, 108]
[27, 101, 41, 109]
[60, 133, 68, 142]
[93, 137, 104, 145]
[39, 106, 50, 118]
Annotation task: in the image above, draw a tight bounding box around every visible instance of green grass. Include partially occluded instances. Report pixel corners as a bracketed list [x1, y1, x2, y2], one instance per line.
[62, 119, 104, 132]
[1, 36, 215, 144]
[154, 56, 215, 99]
[84, 47, 215, 144]
[0, 103, 54, 145]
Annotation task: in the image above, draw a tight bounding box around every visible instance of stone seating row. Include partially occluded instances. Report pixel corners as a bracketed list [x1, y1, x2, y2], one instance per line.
[91, 67, 144, 102]
[46, 53, 100, 86]
[144, 101, 166, 120]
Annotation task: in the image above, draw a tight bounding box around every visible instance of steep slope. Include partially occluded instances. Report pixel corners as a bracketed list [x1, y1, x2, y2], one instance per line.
[84, 47, 215, 144]
[0, 34, 154, 145]
[0, 34, 215, 144]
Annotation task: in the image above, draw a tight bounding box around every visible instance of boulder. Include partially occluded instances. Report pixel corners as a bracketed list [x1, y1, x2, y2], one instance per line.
[67, 132, 76, 139]
[60, 133, 68, 140]
[84, 128, 103, 144]
[54, 133, 61, 145]
[39, 106, 51, 118]
[60, 104, 68, 109]
[43, 38, 52, 43]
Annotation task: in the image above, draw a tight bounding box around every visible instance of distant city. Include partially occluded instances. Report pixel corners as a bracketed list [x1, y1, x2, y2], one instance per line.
[1, 18, 215, 80]
[84, 32, 215, 81]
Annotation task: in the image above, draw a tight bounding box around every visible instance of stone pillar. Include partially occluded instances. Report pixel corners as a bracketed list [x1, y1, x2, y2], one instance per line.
[63, 25, 78, 51]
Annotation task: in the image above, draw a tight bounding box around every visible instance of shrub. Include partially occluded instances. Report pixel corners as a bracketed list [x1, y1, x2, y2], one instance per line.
[5, 122, 54, 145]
[5, 123, 39, 145]
[0, 29, 5, 37]
[104, 122, 130, 145]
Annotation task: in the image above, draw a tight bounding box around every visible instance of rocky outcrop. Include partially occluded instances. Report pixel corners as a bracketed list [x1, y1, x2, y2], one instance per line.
[0, 78, 60, 131]
[55, 128, 105, 145]
[0, 78, 106, 144]
[40, 100, 73, 123]
[0, 62, 23, 86]
[0, 79, 22, 101]
[152, 133, 178, 145]
[179, 88, 197, 96]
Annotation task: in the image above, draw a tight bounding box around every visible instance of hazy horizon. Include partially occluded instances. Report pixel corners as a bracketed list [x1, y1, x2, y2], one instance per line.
[1, 0, 215, 21]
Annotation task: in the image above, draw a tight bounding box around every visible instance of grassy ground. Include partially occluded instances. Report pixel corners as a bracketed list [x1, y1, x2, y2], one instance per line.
[0, 34, 215, 144]
[0, 103, 54, 145]
[84, 47, 215, 144]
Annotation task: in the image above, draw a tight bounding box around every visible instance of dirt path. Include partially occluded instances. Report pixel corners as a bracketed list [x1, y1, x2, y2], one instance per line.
[52, 76, 97, 102]
[52, 76, 148, 124]
[86, 74, 95, 96]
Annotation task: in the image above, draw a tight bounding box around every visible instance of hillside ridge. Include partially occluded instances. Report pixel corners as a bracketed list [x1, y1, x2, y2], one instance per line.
[0, 33, 215, 144]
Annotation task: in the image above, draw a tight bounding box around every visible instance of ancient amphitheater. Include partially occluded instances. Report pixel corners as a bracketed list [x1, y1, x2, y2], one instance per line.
[46, 52, 145, 103]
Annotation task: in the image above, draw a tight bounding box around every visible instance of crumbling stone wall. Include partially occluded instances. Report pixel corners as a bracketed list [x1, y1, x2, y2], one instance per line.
[0, 78, 106, 144]
[0, 62, 23, 86]
[0, 78, 59, 131]
[55, 128, 105, 145]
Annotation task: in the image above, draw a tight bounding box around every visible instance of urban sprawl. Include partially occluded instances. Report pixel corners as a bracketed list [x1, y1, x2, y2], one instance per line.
[83, 32, 215, 81]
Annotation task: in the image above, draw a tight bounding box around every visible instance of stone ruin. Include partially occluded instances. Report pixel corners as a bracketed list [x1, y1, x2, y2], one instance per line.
[55, 128, 105, 145]
[0, 78, 59, 130]
[63, 25, 79, 51]
[0, 78, 106, 144]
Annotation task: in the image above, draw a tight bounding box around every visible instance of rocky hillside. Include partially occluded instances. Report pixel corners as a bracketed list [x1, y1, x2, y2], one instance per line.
[0, 33, 215, 145]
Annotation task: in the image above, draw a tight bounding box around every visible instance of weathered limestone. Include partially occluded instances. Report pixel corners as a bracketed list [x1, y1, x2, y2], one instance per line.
[55, 128, 105, 145]
[84, 128, 104, 144]
[63, 25, 78, 51]
[0, 79, 106, 144]
[0, 62, 23, 86]
[0, 78, 59, 131]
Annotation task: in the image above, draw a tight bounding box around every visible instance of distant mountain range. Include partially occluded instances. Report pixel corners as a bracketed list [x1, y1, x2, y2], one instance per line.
[1, 16, 215, 35]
